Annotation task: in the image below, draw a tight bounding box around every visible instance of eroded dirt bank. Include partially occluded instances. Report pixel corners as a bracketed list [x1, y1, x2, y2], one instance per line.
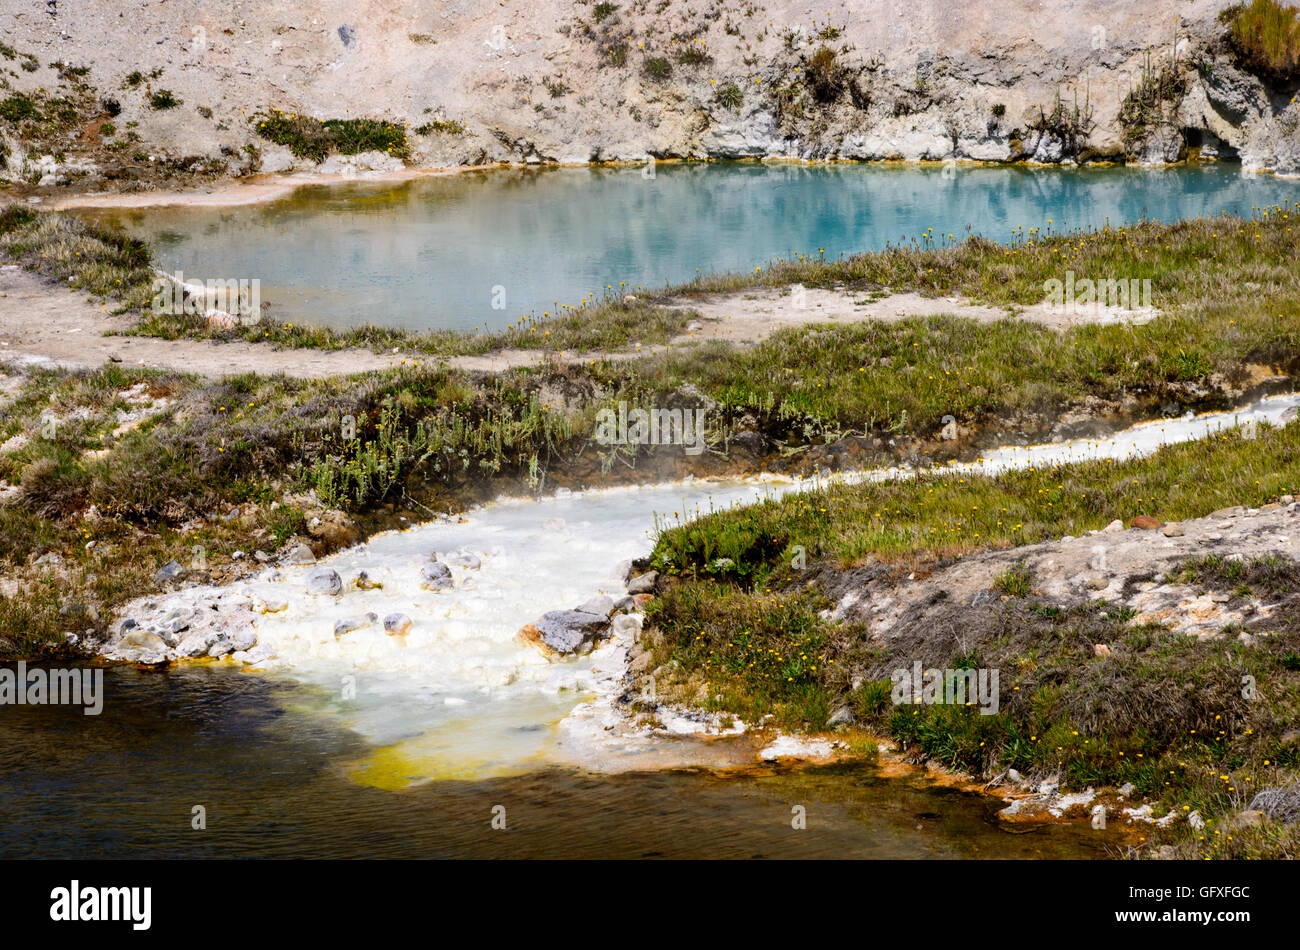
[2, 0, 1298, 204]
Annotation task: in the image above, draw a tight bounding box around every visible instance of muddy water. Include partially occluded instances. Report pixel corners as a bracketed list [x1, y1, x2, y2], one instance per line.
[0, 666, 1110, 859]
[78, 162, 1298, 333]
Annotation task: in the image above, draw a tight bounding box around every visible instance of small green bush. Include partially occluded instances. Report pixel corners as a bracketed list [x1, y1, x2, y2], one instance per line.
[252, 112, 409, 162]
[0, 94, 39, 122]
[643, 56, 672, 81]
[716, 81, 744, 111]
[149, 89, 181, 110]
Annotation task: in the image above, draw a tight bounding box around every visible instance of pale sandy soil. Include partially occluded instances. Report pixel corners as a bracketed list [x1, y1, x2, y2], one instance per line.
[45, 165, 498, 211]
[669, 285, 1158, 339]
[0, 265, 1158, 380]
[0, 265, 397, 378]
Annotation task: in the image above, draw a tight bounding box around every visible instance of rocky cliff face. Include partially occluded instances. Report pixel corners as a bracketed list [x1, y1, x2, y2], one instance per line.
[1, 0, 1296, 187]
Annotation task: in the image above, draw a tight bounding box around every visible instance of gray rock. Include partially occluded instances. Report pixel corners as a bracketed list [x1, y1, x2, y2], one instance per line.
[610, 613, 642, 639]
[166, 606, 195, 625]
[230, 629, 258, 652]
[208, 638, 235, 658]
[626, 571, 658, 595]
[612, 594, 637, 612]
[177, 631, 218, 657]
[354, 570, 383, 590]
[306, 568, 342, 596]
[446, 553, 481, 570]
[285, 543, 316, 565]
[420, 560, 453, 591]
[630, 648, 655, 675]
[383, 612, 413, 635]
[1030, 131, 1066, 163]
[730, 429, 768, 456]
[232, 644, 275, 665]
[334, 613, 378, 636]
[575, 593, 614, 618]
[1134, 124, 1184, 165]
[532, 609, 611, 654]
[118, 630, 169, 653]
[828, 704, 855, 726]
[153, 560, 185, 584]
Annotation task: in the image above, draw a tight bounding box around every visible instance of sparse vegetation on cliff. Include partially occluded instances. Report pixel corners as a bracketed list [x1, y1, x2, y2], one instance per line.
[1222, 0, 1300, 81]
[715, 81, 744, 110]
[148, 89, 181, 110]
[251, 111, 409, 163]
[1118, 49, 1188, 152]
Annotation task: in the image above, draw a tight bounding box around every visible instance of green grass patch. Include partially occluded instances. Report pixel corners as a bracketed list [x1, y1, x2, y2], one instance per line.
[0, 94, 40, 122]
[715, 81, 744, 111]
[1222, 0, 1300, 80]
[0, 207, 154, 310]
[643, 56, 672, 81]
[642, 419, 1300, 854]
[993, 561, 1033, 597]
[414, 118, 466, 136]
[251, 110, 409, 163]
[149, 89, 181, 110]
[651, 422, 1300, 582]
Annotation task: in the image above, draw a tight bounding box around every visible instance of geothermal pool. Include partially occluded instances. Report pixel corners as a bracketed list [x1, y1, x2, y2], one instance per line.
[78, 162, 1298, 332]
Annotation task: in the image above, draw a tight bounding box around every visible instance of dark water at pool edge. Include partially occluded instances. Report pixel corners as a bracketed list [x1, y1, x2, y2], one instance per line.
[0, 665, 1115, 858]
[77, 161, 1300, 334]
